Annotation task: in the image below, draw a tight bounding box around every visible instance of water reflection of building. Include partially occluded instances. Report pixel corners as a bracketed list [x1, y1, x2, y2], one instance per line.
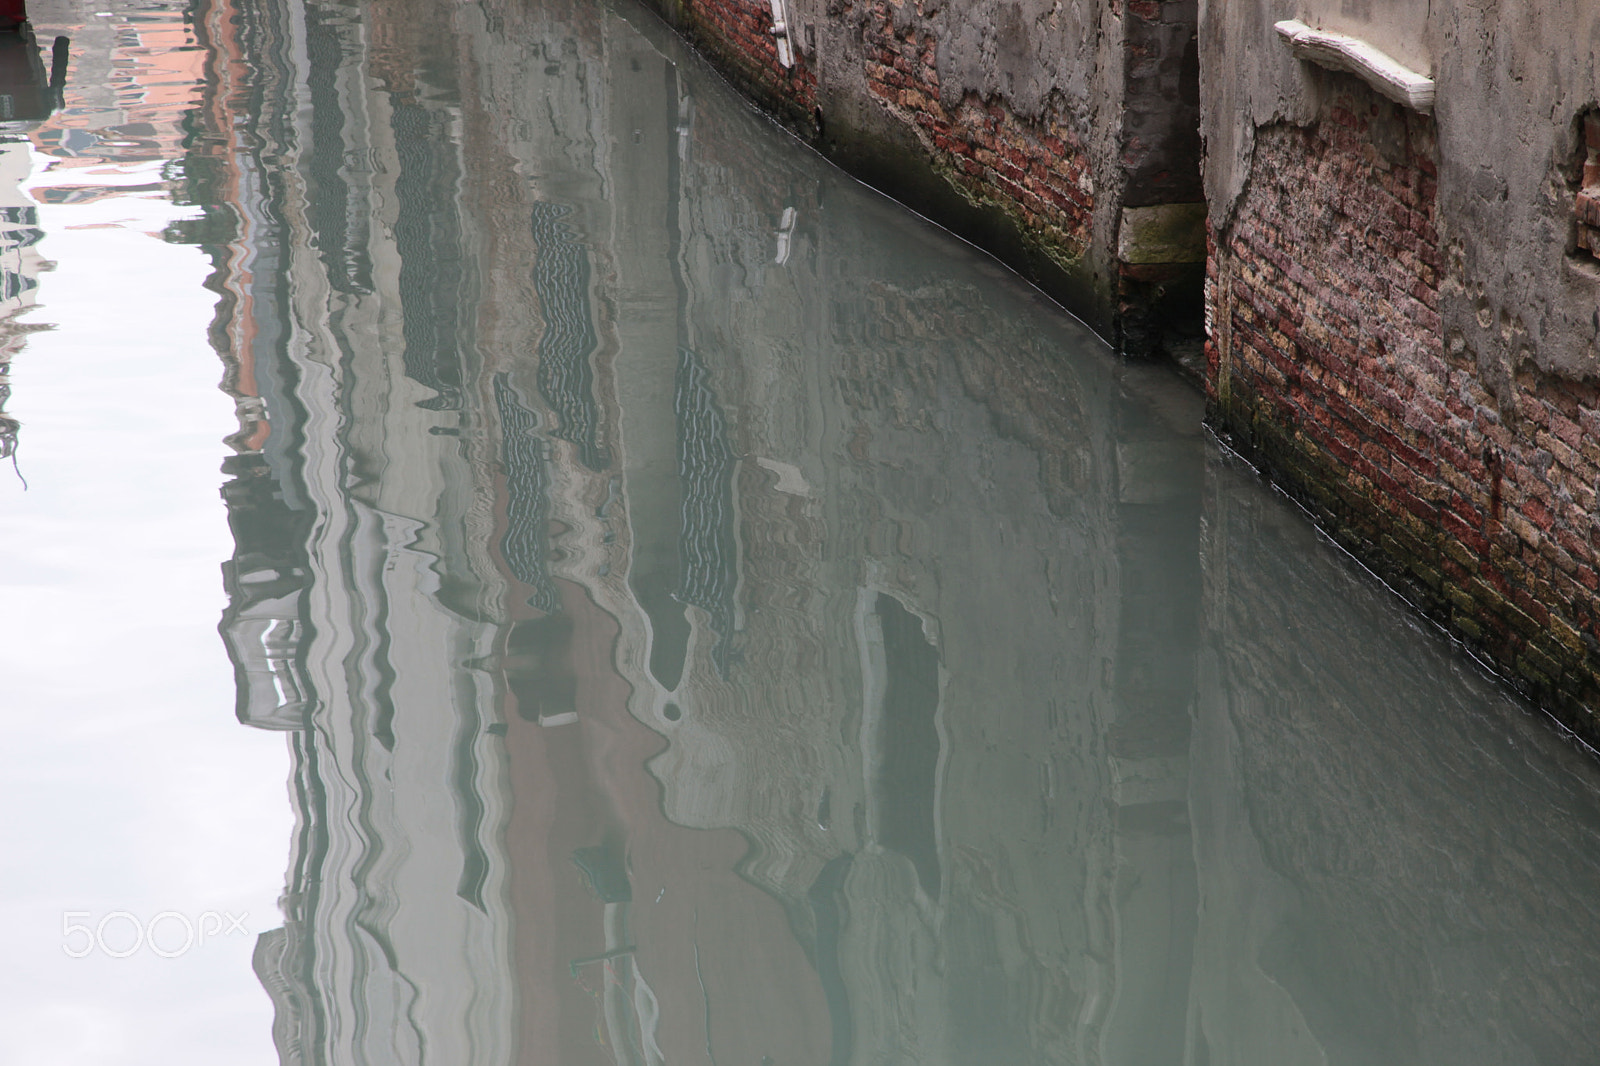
[31, 0, 197, 180]
[458, 3, 1215, 1061]
[440, 5, 1600, 1063]
[0, 1, 196, 477]
[192, 0, 313, 734]
[200, 0, 1600, 1064]
[0, 24, 64, 473]
[0, 137, 43, 473]
[202, 0, 1207, 1058]
[198, 0, 519, 1061]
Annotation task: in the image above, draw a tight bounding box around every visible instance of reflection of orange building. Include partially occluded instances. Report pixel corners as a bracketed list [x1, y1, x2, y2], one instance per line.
[500, 576, 833, 1066]
[187, 0, 319, 732]
[0, 0, 212, 470]
[31, 6, 202, 173]
[190, 0, 272, 455]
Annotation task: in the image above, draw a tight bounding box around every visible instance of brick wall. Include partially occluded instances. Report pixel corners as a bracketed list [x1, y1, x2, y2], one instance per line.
[638, 0, 1216, 351]
[858, 0, 1094, 253]
[1121, 0, 1200, 208]
[669, 0, 1097, 255]
[1576, 110, 1600, 258]
[668, 0, 817, 125]
[1208, 83, 1600, 741]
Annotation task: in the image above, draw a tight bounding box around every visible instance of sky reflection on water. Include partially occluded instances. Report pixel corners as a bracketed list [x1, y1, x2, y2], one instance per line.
[0, 2, 286, 1062]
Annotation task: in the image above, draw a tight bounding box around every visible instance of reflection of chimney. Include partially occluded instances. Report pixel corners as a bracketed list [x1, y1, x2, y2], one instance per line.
[49, 34, 65, 105]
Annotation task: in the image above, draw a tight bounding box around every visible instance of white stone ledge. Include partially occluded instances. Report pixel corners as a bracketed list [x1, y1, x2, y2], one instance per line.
[1274, 19, 1435, 114]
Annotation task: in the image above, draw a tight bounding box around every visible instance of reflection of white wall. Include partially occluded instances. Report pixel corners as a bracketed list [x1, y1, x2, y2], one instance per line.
[235, 4, 517, 1063]
[226, 595, 314, 731]
[0, 136, 32, 201]
[282, 504, 514, 1066]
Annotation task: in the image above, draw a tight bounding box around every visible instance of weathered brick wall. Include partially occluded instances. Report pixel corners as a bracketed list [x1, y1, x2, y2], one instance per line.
[1208, 82, 1600, 741]
[1121, 0, 1200, 208]
[858, 0, 1094, 253]
[659, 0, 1097, 260]
[652, 0, 817, 126]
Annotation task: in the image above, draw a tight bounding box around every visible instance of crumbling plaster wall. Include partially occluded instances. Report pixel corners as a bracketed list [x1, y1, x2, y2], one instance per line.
[1202, 0, 1600, 380]
[803, 0, 1128, 326]
[922, 0, 1106, 116]
[808, 0, 1124, 305]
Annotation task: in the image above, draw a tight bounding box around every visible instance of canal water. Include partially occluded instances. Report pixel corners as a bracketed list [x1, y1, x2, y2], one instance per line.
[4, 0, 1600, 1062]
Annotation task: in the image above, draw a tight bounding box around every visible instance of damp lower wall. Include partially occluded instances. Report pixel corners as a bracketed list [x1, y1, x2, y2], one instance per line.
[633, 0, 1207, 356]
[630, 0, 1600, 744]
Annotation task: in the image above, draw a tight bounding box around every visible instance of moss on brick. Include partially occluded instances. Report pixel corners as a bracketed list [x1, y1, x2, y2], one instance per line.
[1212, 353, 1600, 746]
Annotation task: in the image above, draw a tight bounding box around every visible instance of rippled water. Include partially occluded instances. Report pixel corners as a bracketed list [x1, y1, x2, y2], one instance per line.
[5, 0, 1600, 1063]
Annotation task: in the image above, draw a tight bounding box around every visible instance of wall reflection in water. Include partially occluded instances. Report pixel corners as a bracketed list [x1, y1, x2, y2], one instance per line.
[190, 0, 1600, 1062]
[0, 24, 65, 474]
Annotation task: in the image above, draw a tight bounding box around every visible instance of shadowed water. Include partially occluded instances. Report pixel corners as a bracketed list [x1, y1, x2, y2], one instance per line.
[197, 0, 1600, 1063]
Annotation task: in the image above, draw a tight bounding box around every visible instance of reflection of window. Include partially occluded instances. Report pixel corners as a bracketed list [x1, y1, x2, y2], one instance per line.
[503, 613, 577, 724]
[673, 347, 739, 678]
[226, 592, 315, 731]
[860, 591, 943, 900]
[530, 201, 608, 470]
[1577, 111, 1600, 260]
[493, 374, 559, 614]
[261, 617, 307, 708]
